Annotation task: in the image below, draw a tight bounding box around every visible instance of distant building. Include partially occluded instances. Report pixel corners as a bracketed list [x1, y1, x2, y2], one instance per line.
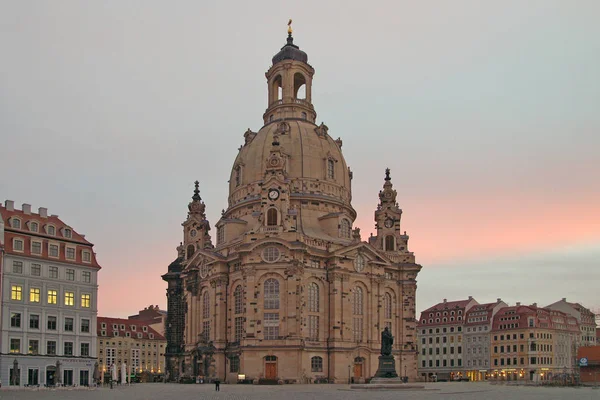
[97, 317, 166, 376]
[0, 200, 100, 386]
[463, 299, 507, 381]
[577, 346, 600, 384]
[490, 303, 579, 382]
[417, 297, 479, 381]
[129, 305, 167, 337]
[545, 298, 597, 347]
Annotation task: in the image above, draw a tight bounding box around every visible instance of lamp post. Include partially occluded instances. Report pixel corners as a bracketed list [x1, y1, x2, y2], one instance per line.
[347, 365, 351, 384]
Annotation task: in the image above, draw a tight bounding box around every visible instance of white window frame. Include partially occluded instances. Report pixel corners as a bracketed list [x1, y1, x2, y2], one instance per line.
[48, 243, 59, 258]
[63, 228, 72, 238]
[82, 251, 91, 263]
[30, 240, 42, 255]
[11, 217, 22, 229]
[46, 224, 56, 236]
[13, 238, 24, 252]
[65, 246, 76, 260]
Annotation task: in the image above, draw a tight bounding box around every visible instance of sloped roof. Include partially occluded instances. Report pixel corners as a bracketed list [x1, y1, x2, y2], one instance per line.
[97, 317, 165, 340]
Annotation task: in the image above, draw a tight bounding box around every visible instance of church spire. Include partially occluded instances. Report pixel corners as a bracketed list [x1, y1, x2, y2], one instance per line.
[378, 168, 397, 205]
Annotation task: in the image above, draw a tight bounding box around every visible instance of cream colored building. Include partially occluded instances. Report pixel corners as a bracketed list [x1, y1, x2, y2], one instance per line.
[166, 28, 422, 384]
[97, 317, 166, 376]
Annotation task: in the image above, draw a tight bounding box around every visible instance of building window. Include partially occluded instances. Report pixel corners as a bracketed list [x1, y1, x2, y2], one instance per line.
[80, 319, 90, 333]
[49, 266, 58, 278]
[47, 340, 57, 355]
[81, 343, 90, 357]
[384, 292, 392, 319]
[66, 247, 75, 260]
[30, 221, 39, 232]
[234, 285, 243, 314]
[65, 317, 74, 332]
[82, 251, 91, 262]
[262, 246, 280, 263]
[385, 235, 395, 251]
[311, 356, 323, 372]
[327, 159, 334, 179]
[30, 240, 42, 254]
[49, 244, 59, 257]
[229, 356, 240, 373]
[47, 316, 57, 330]
[308, 315, 319, 340]
[64, 228, 72, 238]
[64, 341, 73, 356]
[263, 313, 279, 340]
[13, 261, 23, 273]
[30, 314, 39, 329]
[310, 259, 320, 269]
[353, 317, 364, 342]
[82, 271, 91, 283]
[217, 226, 225, 245]
[353, 287, 363, 315]
[81, 294, 91, 308]
[11, 285, 23, 301]
[65, 292, 74, 306]
[13, 238, 24, 251]
[354, 254, 365, 272]
[264, 278, 280, 309]
[266, 208, 278, 226]
[28, 340, 39, 355]
[308, 283, 319, 312]
[10, 338, 21, 353]
[47, 225, 56, 235]
[235, 316, 244, 341]
[12, 218, 21, 229]
[48, 290, 57, 304]
[66, 269, 75, 281]
[234, 166, 241, 187]
[11, 312, 21, 328]
[340, 218, 351, 239]
[31, 264, 41, 276]
[30, 288, 40, 303]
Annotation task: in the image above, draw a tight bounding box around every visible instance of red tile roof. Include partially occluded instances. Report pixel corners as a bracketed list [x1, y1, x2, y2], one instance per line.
[97, 317, 165, 341]
[418, 298, 477, 326]
[0, 204, 101, 269]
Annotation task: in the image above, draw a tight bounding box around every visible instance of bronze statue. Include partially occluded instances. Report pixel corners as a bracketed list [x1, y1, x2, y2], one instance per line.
[381, 327, 393, 356]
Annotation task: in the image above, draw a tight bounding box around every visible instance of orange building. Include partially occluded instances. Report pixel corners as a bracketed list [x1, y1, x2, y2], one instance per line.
[577, 346, 600, 385]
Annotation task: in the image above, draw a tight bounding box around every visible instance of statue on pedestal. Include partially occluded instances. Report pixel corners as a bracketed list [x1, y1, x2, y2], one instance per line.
[373, 327, 399, 379]
[381, 327, 393, 356]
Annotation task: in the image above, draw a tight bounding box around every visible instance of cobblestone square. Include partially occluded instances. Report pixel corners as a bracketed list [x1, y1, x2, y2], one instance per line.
[1, 382, 599, 400]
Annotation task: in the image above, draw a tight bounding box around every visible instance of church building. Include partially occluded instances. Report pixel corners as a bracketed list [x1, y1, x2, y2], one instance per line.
[163, 27, 422, 384]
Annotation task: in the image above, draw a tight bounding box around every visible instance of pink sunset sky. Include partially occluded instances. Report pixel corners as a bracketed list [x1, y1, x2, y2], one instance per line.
[1, 1, 599, 317]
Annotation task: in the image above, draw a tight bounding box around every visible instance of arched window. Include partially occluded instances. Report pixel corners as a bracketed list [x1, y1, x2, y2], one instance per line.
[264, 279, 280, 310]
[187, 245, 195, 259]
[308, 283, 319, 312]
[327, 159, 335, 179]
[272, 75, 283, 102]
[294, 72, 306, 99]
[234, 286, 243, 314]
[203, 291, 210, 319]
[266, 208, 278, 226]
[11, 218, 21, 229]
[234, 166, 241, 187]
[340, 219, 351, 239]
[385, 235, 395, 251]
[384, 293, 392, 319]
[353, 287, 363, 316]
[311, 356, 323, 372]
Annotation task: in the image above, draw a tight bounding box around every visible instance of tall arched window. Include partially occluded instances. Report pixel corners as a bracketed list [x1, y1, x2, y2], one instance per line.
[202, 291, 210, 341]
[307, 283, 320, 340]
[294, 72, 306, 99]
[327, 159, 335, 179]
[264, 278, 280, 340]
[308, 283, 319, 312]
[266, 208, 278, 226]
[384, 293, 392, 319]
[234, 285, 244, 341]
[187, 245, 195, 259]
[340, 219, 351, 239]
[385, 235, 395, 251]
[353, 286, 364, 342]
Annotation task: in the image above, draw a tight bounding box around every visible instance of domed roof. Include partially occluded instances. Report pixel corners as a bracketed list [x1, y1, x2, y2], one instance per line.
[272, 35, 308, 65]
[229, 120, 351, 206]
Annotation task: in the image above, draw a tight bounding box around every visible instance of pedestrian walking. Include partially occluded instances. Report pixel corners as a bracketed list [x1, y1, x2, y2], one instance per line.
[215, 378, 220, 391]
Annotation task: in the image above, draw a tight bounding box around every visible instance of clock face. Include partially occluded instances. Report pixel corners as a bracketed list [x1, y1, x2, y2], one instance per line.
[190, 229, 197, 237]
[268, 189, 280, 201]
[384, 218, 394, 228]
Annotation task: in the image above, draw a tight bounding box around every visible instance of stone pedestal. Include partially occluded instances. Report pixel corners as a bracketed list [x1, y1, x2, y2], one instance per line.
[373, 355, 398, 379]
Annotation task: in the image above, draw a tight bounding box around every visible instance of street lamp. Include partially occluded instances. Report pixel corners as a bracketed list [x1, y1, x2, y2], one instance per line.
[348, 365, 351, 384]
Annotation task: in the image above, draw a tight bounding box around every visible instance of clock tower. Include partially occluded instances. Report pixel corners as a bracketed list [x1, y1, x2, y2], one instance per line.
[182, 181, 212, 260]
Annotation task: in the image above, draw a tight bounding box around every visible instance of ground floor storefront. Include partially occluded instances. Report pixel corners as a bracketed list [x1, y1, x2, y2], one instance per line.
[0, 355, 96, 386]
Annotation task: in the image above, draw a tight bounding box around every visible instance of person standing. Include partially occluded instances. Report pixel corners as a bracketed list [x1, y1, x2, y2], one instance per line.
[214, 378, 220, 391]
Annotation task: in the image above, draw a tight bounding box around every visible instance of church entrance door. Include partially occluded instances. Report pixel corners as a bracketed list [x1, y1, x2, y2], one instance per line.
[353, 357, 364, 380]
[265, 355, 277, 380]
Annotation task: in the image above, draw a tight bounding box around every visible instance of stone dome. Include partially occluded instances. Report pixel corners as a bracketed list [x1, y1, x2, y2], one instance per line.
[272, 35, 308, 65]
[228, 120, 352, 208]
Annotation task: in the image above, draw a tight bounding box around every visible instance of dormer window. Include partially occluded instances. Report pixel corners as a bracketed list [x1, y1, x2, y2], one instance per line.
[29, 221, 39, 232]
[101, 330, 106, 336]
[149, 333, 154, 339]
[126, 332, 131, 337]
[64, 228, 72, 238]
[131, 325, 136, 331]
[112, 324, 118, 330]
[11, 218, 21, 229]
[120, 324, 125, 330]
[142, 326, 148, 332]
[47, 225, 56, 236]
[113, 331, 119, 337]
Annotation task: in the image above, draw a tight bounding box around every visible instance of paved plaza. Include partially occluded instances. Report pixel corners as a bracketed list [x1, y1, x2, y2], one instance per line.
[0, 382, 599, 400]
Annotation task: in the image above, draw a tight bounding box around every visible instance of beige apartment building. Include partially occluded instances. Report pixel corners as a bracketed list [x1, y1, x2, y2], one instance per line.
[97, 317, 166, 377]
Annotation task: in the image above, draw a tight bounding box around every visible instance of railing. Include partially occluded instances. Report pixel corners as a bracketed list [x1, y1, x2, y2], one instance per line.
[268, 98, 314, 108]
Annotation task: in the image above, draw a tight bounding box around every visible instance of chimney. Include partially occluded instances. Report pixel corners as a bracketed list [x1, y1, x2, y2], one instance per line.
[532, 303, 537, 308]
[468, 296, 473, 300]
[4, 200, 14, 211]
[39, 207, 48, 218]
[497, 298, 501, 302]
[562, 298, 566, 302]
[50, 214, 58, 218]
[22, 204, 31, 215]
[516, 302, 521, 306]
[443, 299, 447, 303]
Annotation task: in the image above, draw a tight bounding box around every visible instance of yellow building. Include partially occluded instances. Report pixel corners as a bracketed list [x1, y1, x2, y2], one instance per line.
[97, 317, 166, 377]
[164, 26, 423, 384]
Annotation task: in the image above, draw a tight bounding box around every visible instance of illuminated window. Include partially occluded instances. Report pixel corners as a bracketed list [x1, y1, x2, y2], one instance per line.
[81, 294, 91, 308]
[65, 292, 74, 306]
[10, 338, 21, 353]
[30, 288, 41, 303]
[11, 285, 23, 301]
[47, 290, 57, 304]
